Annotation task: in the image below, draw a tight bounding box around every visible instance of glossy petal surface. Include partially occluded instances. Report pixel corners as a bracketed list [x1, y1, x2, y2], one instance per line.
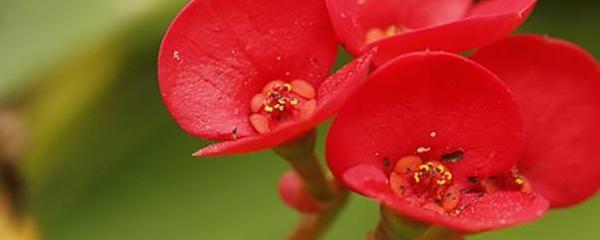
[159, 0, 338, 140]
[327, 52, 524, 183]
[471, 35, 600, 207]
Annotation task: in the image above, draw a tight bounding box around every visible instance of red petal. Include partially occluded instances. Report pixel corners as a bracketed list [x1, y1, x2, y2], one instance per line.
[470, 35, 600, 208]
[341, 164, 390, 197]
[326, 51, 523, 184]
[279, 171, 325, 213]
[327, 0, 536, 66]
[194, 50, 375, 157]
[314, 48, 377, 122]
[326, 0, 471, 56]
[343, 165, 548, 232]
[158, 0, 338, 140]
[469, 0, 534, 17]
[452, 191, 548, 232]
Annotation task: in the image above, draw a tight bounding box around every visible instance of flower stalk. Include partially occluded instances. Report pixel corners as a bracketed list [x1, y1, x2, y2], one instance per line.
[368, 206, 460, 240]
[287, 188, 347, 240]
[274, 130, 332, 202]
[274, 130, 348, 240]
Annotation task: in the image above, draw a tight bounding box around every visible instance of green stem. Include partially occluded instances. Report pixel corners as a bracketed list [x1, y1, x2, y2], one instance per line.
[273, 130, 348, 240]
[414, 227, 461, 240]
[371, 205, 462, 240]
[273, 130, 332, 201]
[288, 188, 348, 240]
[370, 220, 404, 240]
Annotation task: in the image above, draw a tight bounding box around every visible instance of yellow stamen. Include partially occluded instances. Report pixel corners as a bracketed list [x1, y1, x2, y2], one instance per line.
[264, 105, 274, 113]
[515, 177, 525, 185]
[249, 79, 318, 134]
[413, 173, 421, 183]
[283, 83, 292, 91]
[443, 172, 453, 180]
[385, 25, 398, 37]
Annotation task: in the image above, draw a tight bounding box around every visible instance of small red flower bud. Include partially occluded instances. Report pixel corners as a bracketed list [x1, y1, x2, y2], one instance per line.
[278, 171, 325, 213]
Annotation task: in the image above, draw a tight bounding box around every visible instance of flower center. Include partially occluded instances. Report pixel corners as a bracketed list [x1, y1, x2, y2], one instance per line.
[413, 161, 454, 186]
[386, 149, 533, 215]
[249, 80, 317, 134]
[389, 156, 460, 214]
[263, 83, 297, 113]
[365, 25, 410, 44]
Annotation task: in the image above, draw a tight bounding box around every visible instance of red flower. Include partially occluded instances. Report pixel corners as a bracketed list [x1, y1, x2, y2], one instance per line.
[470, 35, 600, 208]
[326, 0, 537, 66]
[327, 50, 547, 232]
[279, 171, 326, 213]
[158, 0, 375, 157]
[327, 35, 599, 232]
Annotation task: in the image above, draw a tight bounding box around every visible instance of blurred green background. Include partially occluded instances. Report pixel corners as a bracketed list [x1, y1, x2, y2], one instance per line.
[0, 0, 598, 239]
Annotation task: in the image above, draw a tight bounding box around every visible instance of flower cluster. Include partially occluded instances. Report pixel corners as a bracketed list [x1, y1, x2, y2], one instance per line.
[158, 0, 599, 237]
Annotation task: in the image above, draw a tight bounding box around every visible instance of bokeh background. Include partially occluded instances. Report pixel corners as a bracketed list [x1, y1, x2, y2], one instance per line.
[0, 0, 598, 239]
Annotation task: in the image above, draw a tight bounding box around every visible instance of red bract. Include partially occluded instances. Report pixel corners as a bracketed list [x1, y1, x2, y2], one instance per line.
[279, 171, 325, 213]
[326, 52, 549, 232]
[471, 35, 600, 208]
[158, 0, 375, 156]
[326, 0, 537, 66]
